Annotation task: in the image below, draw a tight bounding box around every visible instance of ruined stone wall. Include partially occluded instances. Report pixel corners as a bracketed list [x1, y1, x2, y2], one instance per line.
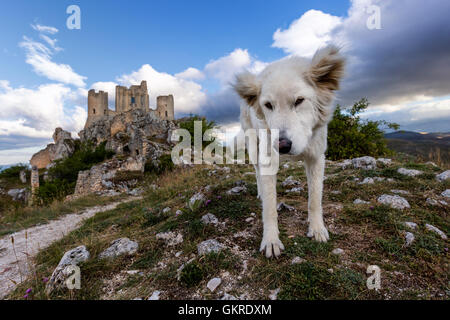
[155, 95, 175, 120]
[115, 80, 149, 113]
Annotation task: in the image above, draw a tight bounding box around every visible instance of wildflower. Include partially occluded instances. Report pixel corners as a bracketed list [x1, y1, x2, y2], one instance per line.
[42, 277, 49, 283]
[26, 288, 32, 294]
[205, 200, 211, 206]
[23, 294, 28, 299]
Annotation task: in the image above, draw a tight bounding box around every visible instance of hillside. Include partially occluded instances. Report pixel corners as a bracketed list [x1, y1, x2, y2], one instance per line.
[4, 156, 449, 300]
[385, 131, 450, 167]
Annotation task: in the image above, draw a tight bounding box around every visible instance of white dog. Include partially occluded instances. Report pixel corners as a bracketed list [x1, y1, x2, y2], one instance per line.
[233, 45, 345, 258]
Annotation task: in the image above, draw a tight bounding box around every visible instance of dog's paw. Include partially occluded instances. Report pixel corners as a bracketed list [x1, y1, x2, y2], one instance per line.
[307, 223, 329, 242]
[260, 236, 285, 258]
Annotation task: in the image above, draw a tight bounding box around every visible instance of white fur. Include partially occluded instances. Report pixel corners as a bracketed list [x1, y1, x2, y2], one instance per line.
[234, 46, 344, 258]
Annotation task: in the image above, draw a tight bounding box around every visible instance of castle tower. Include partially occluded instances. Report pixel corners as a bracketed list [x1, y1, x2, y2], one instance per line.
[156, 95, 175, 120]
[85, 89, 108, 129]
[115, 80, 149, 113]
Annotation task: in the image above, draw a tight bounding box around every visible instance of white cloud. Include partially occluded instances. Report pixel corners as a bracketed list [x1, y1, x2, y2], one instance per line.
[116, 64, 207, 114]
[204, 49, 252, 85]
[20, 36, 86, 87]
[175, 67, 205, 80]
[0, 146, 48, 165]
[39, 34, 62, 52]
[272, 9, 342, 57]
[91, 81, 117, 106]
[31, 24, 58, 35]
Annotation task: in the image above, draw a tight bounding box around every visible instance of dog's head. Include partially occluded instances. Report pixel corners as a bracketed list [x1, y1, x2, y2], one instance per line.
[233, 45, 345, 155]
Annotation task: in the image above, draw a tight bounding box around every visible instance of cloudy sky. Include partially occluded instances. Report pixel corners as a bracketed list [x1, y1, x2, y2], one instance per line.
[0, 0, 449, 164]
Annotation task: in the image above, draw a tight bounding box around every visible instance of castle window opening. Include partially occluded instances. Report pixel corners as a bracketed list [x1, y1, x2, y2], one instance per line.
[131, 97, 136, 104]
[165, 111, 168, 117]
[93, 108, 96, 114]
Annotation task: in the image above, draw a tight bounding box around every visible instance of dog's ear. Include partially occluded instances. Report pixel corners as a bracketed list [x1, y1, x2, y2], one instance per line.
[309, 45, 345, 93]
[233, 72, 261, 107]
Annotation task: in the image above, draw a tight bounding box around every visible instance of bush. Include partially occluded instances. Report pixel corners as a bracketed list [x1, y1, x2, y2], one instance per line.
[178, 115, 216, 149]
[144, 154, 174, 174]
[36, 141, 114, 205]
[0, 164, 28, 179]
[326, 98, 399, 160]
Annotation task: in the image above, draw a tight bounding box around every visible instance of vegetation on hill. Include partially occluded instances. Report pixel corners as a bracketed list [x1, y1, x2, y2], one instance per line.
[178, 115, 216, 148]
[36, 141, 114, 205]
[327, 98, 400, 160]
[8, 156, 449, 300]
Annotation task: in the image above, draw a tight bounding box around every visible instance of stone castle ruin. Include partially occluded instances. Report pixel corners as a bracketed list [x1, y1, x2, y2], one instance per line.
[85, 80, 174, 129]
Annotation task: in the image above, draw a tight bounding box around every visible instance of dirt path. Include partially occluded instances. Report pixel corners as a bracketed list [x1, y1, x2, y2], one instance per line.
[0, 197, 142, 299]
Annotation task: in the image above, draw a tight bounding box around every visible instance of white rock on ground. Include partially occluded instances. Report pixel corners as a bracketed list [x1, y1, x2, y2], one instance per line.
[332, 248, 344, 255]
[377, 194, 410, 210]
[156, 232, 183, 246]
[45, 245, 90, 294]
[403, 222, 418, 230]
[226, 186, 247, 195]
[99, 238, 139, 259]
[269, 288, 280, 300]
[405, 232, 415, 246]
[359, 177, 374, 184]
[282, 176, 301, 188]
[425, 224, 447, 240]
[391, 189, 410, 195]
[377, 158, 392, 165]
[353, 199, 370, 205]
[291, 257, 306, 264]
[221, 293, 238, 300]
[198, 239, 225, 255]
[148, 290, 161, 300]
[162, 207, 171, 214]
[352, 156, 377, 170]
[436, 170, 450, 182]
[277, 202, 296, 212]
[441, 189, 450, 198]
[286, 187, 304, 193]
[337, 159, 352, 169]
[7, 188, 28, 201]
[426, 198, 439, 206]
[397, 167, 422, 177]
[201, 213, 219, 225]
[189, 192, 206, 209]
[207, 277, 222, 292]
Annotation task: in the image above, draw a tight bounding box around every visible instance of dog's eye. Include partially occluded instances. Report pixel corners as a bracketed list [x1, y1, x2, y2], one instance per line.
[264, 102, 273, 110]
[294, 98, 304, 107]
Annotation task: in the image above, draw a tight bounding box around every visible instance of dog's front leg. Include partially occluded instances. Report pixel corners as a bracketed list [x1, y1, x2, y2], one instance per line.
[305, 154, 329, 242]
[258, 172, 284, 258]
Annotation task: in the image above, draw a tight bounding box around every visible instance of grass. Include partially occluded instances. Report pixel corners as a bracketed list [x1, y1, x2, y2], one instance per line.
[6, 155, 449, 300]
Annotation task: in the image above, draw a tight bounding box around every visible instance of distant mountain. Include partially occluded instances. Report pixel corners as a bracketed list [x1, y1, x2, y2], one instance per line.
[385, 131, 450, 167]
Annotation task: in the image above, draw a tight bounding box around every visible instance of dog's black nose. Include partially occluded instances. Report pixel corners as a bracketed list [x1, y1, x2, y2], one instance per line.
[278, 138, 292, 154]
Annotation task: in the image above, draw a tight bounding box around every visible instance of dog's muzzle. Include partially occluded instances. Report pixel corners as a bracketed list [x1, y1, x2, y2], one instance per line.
[278, 138, 292, 154]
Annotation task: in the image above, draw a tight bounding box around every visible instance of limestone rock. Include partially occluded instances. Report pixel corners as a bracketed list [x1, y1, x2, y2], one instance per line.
[332, 248, 344, 255]
[269, 288, 280, 300]
[197, 239, 224, 256]
[403, 222, 418, 230]
[156, 232, 183, 246]
[286, 187, 304, 193]
[377, 158, 392, 165]
[201, 213, 219, 225]
[377, 194, 410, 210]
[19, 170, 27, 183]
[207, 277, 222, 292]
[397, 167, 422, 177]
[291, 256, 306, 264]
[99, 238, 138, 259]
[189, 192, 206, 210]
[45, 246, 90, 294]
[148, 290, 161, 300]
[353, 199, 370, 205]
[30, 128, 75, 169]
[405, 232, 415, 246]
[226, 186, 247, 195]
[425, 224, 447, 240]
[7, 188, 28, 202]
[436, 170, 450, 182]
[359, 177, 374, 184]
[277, 202, 296, 212]
[221, 293, 238, 300]
[281, 176, 301, 188]
[441, 189, 450, 198]
[352, 156, 377, 170]
[337, 159, 352, 169]
[390, 189, 409, 195]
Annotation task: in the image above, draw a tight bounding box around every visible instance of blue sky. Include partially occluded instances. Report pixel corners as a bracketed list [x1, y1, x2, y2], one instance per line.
[0, 0, 449, 164]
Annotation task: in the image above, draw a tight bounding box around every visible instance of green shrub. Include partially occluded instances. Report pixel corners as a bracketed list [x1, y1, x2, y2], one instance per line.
[178, 115, 216, 148]
[145, 154, 174, 174]
[35, 141, 114, 205]
[179, 262, 204, 287]
[327, 98, 399, 160]
[0, 164, 28, 179]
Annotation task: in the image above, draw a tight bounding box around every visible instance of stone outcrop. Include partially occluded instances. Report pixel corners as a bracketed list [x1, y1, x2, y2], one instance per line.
[30, 128, 75, 169]
[98, 238, 139, 259]
[71, 156, 145, 199]
[79, 108, 176, 161]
